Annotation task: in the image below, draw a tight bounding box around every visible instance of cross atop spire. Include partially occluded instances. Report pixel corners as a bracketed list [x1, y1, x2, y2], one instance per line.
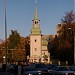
[34, 0, 38, 19]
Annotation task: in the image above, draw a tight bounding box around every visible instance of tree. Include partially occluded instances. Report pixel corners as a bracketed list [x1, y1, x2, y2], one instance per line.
[12, 49, 26, 62]
[49, 35, 59, 59]
[8, 30, 21, 49]
[0, 30, 30, 63]
[61, 10, 75, 23]
[49, 11, 75, 65]
[60, 11, 75, 65]
[25, 36, 30, 56]
[6, 30, 21, 62]
[16, 37, 27, 62]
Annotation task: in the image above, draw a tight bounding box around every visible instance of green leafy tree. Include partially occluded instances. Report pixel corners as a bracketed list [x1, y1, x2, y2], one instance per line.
[8, 30, 21, 49]
[7, 30, 21, 62]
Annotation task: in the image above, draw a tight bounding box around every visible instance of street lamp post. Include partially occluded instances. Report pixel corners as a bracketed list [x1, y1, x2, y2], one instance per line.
[68, 28, 75, 64]
[3, 56, 5, 63]
[4, 0, 7, 75]
[74, 30, 75, 64]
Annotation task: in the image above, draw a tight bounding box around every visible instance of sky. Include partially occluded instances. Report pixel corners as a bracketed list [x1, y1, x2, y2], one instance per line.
[0, 0, 74, 40]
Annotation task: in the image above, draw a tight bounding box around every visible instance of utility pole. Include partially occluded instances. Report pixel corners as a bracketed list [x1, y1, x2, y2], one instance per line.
[68, 28, 75, 64]
[74, 30, 75, 64]
[4, 0, 7, 75]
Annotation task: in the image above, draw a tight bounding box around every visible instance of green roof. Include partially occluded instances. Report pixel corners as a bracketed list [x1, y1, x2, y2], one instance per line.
[42, 39, 48, 46]
[31, 28, 41, 34]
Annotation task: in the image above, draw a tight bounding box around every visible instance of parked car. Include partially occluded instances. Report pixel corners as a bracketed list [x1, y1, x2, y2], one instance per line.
[23, 67, 42, 75]
[2, 64, 6, 72]
[7, 64, 18, 73]
[28, 63, 48, 73]
[69, 66, 75, 71]
[46, 64, 58, 70]
[49, 66, 75, 75]
[24, 63, 49, 75]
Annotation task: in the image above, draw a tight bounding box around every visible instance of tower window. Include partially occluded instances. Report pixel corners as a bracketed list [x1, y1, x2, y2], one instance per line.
[35, 48, 37, 51]
[35, 21, 36, 24]
[35, 21, 38, 24]
[35, 39, 37, 42]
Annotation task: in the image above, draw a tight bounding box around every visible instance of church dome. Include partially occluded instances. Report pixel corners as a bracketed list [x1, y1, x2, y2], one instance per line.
[30, 28, 41, 34]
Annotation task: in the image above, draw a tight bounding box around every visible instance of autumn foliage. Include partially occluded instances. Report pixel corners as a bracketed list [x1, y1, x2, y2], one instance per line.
[0, 30, 30, 63]
[49, 11, 75, 65]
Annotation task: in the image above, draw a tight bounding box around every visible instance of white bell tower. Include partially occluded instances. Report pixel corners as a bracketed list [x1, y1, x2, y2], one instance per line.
[30, 0, 42, 63]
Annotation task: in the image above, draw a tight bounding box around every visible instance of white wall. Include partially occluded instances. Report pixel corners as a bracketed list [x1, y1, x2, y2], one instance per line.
[30, 34, 41, 62]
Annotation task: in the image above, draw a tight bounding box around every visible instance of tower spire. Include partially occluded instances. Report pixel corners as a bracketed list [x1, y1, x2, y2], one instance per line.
[34, 0, 38, 19]
[30, 0, 41, 34]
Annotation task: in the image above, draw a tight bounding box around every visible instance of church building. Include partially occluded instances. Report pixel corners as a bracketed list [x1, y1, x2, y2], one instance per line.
[29, 2, 54, 63]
